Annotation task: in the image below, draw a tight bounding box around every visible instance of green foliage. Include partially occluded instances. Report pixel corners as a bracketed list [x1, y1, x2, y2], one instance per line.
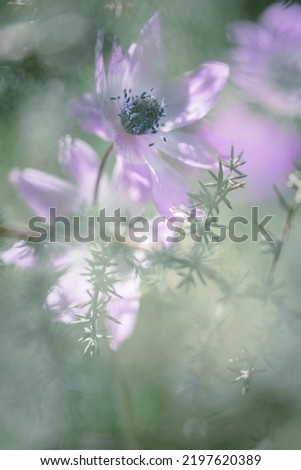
[190, 147, 246, 216]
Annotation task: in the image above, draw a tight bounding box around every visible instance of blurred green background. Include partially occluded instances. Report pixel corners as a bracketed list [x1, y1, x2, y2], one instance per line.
[1, 0, 301, 450]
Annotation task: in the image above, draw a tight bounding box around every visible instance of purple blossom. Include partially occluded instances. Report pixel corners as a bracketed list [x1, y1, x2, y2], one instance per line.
[71, 12, 229, 217]
[1, 240, 74, 271]
[229, 2, 301, 116]
[8, 136, 150, 218]
[1, 241, 41, 270]
[203, 103, 301, 198]
[46, 260, 140, 352]
[3, 136, 144, 350]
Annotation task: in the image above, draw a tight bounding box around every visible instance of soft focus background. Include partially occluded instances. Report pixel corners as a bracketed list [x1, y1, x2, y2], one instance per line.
[1, 0, 301, 450]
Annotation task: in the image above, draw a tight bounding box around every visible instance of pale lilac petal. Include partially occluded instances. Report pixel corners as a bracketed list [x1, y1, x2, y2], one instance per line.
[127, 12, 164, 92]
[113, 132, 193, 218]
[113, 157, 152, 204]
[228, 21, 270, 51]
[108, 40, 123, 80]
[261, 3, 301, 37]
[51, 245, 85, 271]
[59, 136, 100, 206]
[141, 216, 181, 251]
[69, 93, 114, 141]
[95, 30, 106, 94]
[161, 62, 229, 132]
[46, 265, 140, 350]
[46, 264, 91, 323]
[96, 164, 147, 218]
[229, 5, 301, 117]
[106, 275, 140, 351]
[10, 168, 80, 218]
[203, 103, 301, 198]
[1, 241, 73, 271]
[107, 40, 131, 96]
[114, 131, 150, 164]
[156, 130, 216, 168]
[1, 241, 38, 270]
[143, 151, 191, 217]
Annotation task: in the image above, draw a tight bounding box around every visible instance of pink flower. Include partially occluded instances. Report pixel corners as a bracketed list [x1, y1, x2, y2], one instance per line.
[203, 103, 301, 198]
[46, 262, 140, 352]
[71, 13, 229, 217]
[2, 137, 142, 350]
[229, 2, 301, 116]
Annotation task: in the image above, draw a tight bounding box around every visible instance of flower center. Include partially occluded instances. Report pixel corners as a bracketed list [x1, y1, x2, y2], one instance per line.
[119, 89, 166, 135]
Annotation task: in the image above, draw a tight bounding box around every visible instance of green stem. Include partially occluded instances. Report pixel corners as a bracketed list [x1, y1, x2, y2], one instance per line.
[97, 312, 138, 448]
[267, 203, 298, 286]
[109, 349, 138, 449]
[0, 225, 33, 240]
[87, 269, 138, 447]
[93, 143, 114, 204]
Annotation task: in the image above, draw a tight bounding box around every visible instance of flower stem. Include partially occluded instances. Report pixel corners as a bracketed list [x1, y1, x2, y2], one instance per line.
[93, 143, 114, 204]
[267, 203, 298, 286]
[0, 225, 33, 240]
[0, 222, 149, 253]
[109, 348, 138, 449]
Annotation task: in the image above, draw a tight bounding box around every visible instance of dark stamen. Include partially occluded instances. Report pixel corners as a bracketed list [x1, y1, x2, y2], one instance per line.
[119, 89, 166, 136]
